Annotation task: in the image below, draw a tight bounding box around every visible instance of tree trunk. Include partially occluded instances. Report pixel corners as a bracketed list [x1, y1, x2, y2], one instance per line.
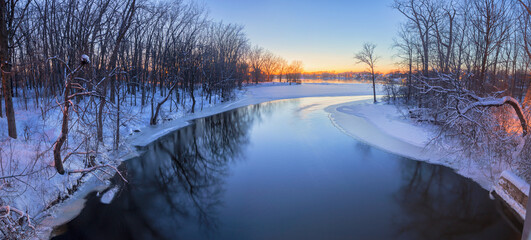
[0, 84, 3, 117]
[463, 96, 528, 136]
[97, 96, 104, 142]
[109, 0, 136, 103]
[115, 90, 120, 149]
[524, 83, 531, 109]
[407, 56, 412, 104]
[371, 68, 376, 103]
[0, 0, 16, 139]
[191, 88, 196, 113]
[53, 74, 73, 175]
[150, 82, 177, 125]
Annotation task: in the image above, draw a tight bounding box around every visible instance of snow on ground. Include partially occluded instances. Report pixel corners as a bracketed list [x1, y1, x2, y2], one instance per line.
[332, 102, 433, 146]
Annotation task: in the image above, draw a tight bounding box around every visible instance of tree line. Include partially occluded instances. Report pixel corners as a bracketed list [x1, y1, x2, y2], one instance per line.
[248, 45, 303, 84]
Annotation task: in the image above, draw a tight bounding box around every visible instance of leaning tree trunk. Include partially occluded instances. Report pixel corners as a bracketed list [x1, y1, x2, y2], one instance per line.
[52, 61, 85, 175]
[53, 74, 73, 174]
[150, 82, 177, 125]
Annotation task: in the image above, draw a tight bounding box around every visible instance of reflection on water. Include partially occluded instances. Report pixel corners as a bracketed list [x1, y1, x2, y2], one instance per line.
[54, 102, 275, 240]
[393, 160, 520, 239]
[127, 103, 270, 236]
[53, 97, 519, 240]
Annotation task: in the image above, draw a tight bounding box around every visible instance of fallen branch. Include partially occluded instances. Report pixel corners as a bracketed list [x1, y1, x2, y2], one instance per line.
[65, 164, 128, 183]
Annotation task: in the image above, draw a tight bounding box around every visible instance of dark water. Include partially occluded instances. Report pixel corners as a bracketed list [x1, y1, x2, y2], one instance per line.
[53, 97, 520, 240]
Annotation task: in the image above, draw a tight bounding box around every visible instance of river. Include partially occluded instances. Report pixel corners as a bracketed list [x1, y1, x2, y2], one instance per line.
[52, 97, 520, 240]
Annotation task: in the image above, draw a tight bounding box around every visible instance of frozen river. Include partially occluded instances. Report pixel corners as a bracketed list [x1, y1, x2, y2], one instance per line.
[53, 97, 520, 240]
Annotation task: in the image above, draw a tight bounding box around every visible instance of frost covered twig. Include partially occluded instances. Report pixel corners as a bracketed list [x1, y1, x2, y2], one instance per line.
[0, 205, 35, 238]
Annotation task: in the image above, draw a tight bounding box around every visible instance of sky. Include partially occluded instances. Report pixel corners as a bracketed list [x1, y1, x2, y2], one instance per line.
[206, 0, 405, 73]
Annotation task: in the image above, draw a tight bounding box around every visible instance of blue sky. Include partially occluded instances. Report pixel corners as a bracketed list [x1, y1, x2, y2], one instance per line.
[206, 0, 405, 72]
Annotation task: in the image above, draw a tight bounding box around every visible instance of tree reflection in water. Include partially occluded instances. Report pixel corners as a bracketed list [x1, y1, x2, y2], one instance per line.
[393, 159, 520, 240]
[53, 102, 276, 240]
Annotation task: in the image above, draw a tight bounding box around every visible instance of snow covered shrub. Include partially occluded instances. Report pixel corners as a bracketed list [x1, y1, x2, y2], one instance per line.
[382, 78, 403, 103]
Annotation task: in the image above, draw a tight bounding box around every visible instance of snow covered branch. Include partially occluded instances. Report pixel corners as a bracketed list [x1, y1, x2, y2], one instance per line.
[461, 96, 528, 137]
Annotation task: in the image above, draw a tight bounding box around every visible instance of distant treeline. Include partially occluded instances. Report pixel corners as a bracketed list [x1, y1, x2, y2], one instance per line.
[301, 71, 385, 80]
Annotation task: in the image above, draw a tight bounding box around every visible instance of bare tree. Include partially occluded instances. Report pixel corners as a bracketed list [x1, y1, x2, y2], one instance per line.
[286, 60, 303, 84]
[261, 51, 279, 82]
[393, 0, 435, 76]
[355, 42, 379, 103]
[51, 55, 92, 174]
[276, 58, 288, 82]
[393, 24, 416, 103]
[97, 0, 137, 142]
[248, 46, 265, 83]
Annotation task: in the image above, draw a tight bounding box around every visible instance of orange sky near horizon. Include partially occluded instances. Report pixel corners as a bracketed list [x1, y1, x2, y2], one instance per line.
[293, 54, 399, 74]
[301, 62, 399, 74]
[208, 0, 405, 76]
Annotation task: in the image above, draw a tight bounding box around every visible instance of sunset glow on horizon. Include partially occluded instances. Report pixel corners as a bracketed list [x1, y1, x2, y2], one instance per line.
[207, 0, 404, 73]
